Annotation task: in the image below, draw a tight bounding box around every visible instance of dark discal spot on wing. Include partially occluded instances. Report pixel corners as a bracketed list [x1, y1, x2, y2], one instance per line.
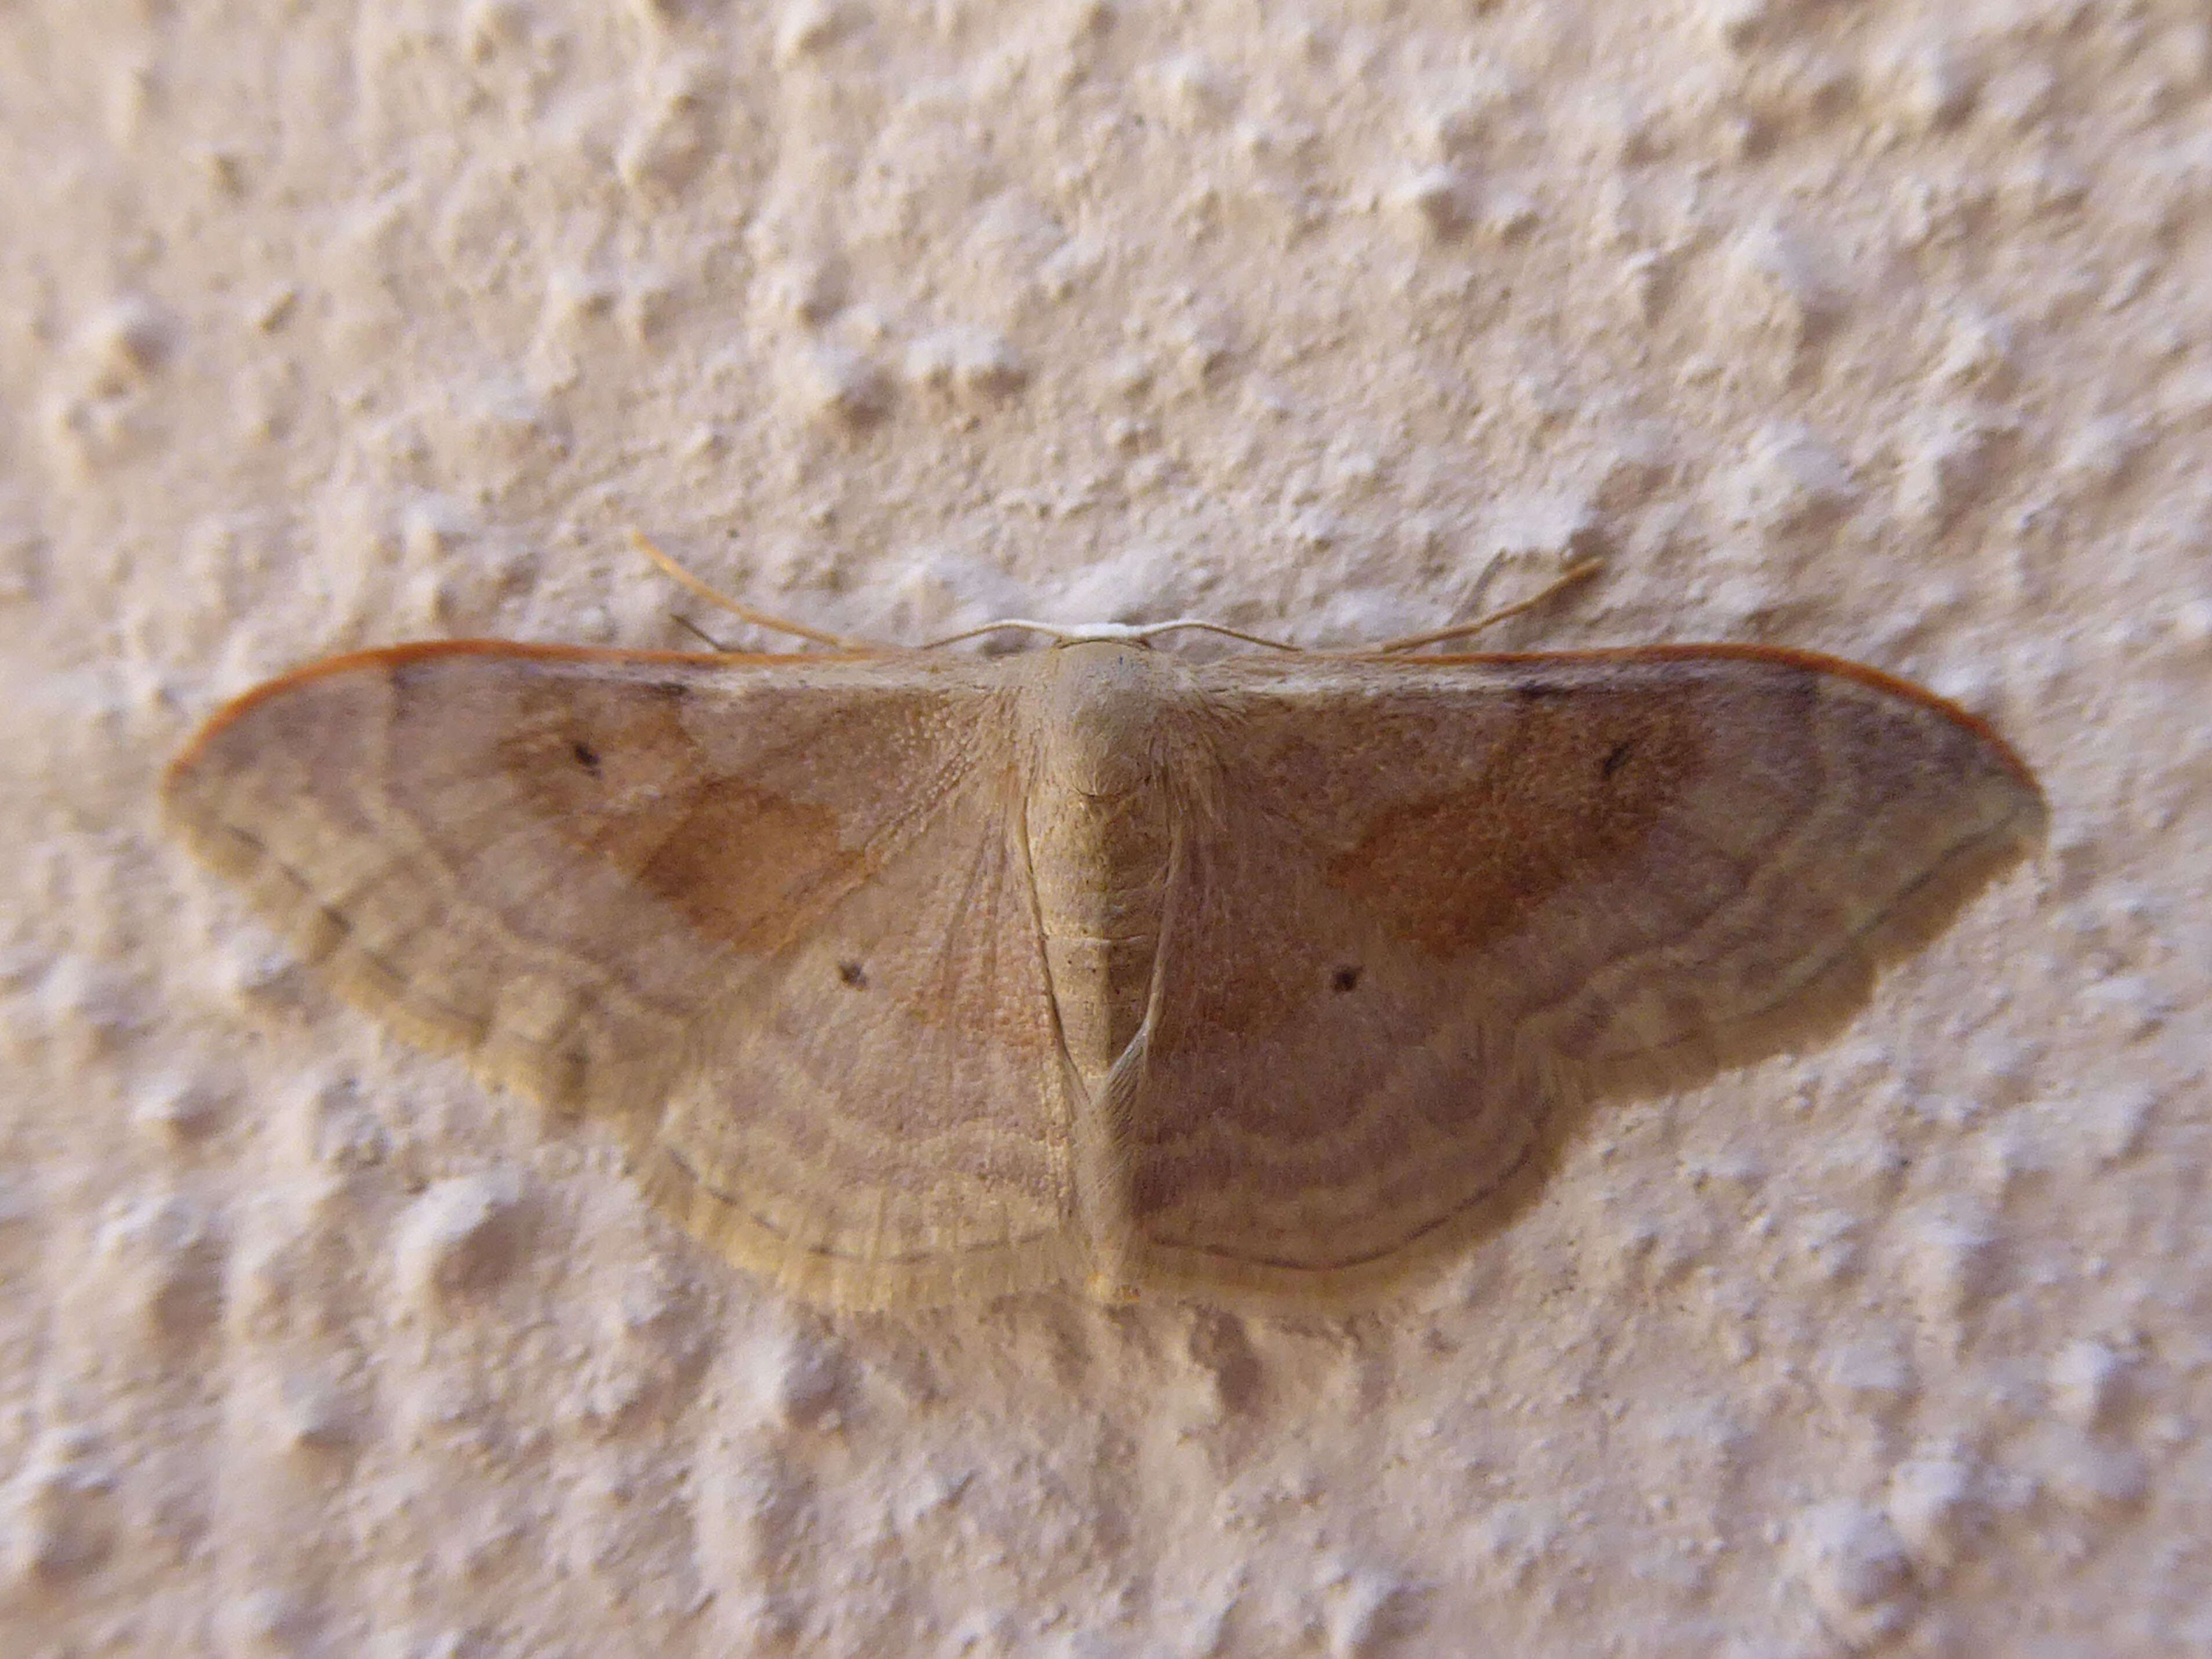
[1331, 964, 1362, 993]
[486, 676, 866, 955]
[1327, 685, 1730, 957]
[838, 959, 868, 988]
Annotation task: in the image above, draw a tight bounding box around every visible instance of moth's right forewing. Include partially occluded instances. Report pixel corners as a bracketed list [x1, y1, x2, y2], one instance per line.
[1115, 647, 2044, 1306]
[1199, 646, 2044, 1092]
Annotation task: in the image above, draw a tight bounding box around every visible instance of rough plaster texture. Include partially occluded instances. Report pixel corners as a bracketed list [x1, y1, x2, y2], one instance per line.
[1, 1, 2206, 1654]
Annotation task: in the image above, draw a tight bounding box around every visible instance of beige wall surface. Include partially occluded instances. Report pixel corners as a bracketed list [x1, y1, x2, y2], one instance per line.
[2, 1, 2206, 1654]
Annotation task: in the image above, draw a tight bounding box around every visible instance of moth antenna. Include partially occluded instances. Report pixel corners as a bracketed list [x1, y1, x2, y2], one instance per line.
[628, 529, 879, 652]
[1134, 619, 1306, 651]
[922, 617, 1307, 652]
[1373, 557, 1606, 654]
[672, 614, 736, 653]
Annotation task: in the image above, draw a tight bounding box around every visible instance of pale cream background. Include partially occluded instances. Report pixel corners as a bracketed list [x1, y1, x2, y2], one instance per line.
[2, 2, 2206, 1654]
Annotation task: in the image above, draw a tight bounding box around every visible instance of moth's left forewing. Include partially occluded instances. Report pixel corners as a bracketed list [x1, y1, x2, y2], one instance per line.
[165, 643, 1081, 1308]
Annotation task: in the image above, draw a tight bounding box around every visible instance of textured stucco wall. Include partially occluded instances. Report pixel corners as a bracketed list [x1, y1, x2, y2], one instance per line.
[2, 2, 2206, 1654]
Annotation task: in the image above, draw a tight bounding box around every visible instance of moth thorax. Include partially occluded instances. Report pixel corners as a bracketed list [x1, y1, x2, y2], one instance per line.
[1029, 643, 1183, 1086]
[1031, 639, 1184, 794]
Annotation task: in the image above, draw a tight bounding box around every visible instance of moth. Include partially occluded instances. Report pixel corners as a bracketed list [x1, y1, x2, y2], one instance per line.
[165, 564, 2045, 1309]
